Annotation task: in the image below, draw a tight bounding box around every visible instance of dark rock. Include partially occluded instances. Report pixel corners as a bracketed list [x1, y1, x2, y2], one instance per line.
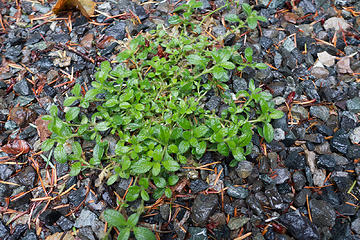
[268, 81, 285, 97]
[19, 126, 37, 139]
[299, 0, 316, 13]
[351, 218, 360, 235]
[302, 80, 321, 102]
[316, 125, 333, 136]
[236, 160, 253, 179]
[227, 217, 249, 230]
[303, 134, 324, 144]
[223, 203, 234, 216]
[0, 221, 9, 239]
[292, 171, 306, 191]
[44, 210, 61, 225]
[6, 224, 27, 240]
[331, 171, 353, 192]
[0, 184, 11, 203]
[56, 216, 74, 231]
[346, 97, 360, 113]
[51, 34, 70, 43]
[68, 187, 87, 206]
[278, 210, 320, 240]
[4, 45, 22, 62]
[317, 154, 336, 170]
[347, 145, 360, 160]
[224, 34, 236, 46]
[191, 194, 218, 226]
[16, 166, 36, 187]
[227, 186, 249, 199]
[245, 195, 263, 216]
[43, 84, 57, 98]
[205, 96, 221, 111]
[272, 168, 290, 184]
[331, 219, 353, 240]
[21, 230, 37, 240]
[259, 36, 273, 49]
[78, 226, 95, 240]
[0, 164, 14, 180]
[190, 179, 209, 193]
[265, 185, 284, 210]
[285, 151, 306, 169]
[294, 188, 311, 207]
[232, 77, 247, 93]
[340, 111, 358, 131]
[188, 227, 207, 240]
[309, 106, 329, 122]
[330, 129, 350, 154]
[310, 199, 336, 227]
[13, 80, 32, 96]
[105, 21, 126, 40]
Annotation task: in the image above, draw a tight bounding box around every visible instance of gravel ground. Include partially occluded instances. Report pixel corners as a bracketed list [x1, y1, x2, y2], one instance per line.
[1, 0, 360, 239]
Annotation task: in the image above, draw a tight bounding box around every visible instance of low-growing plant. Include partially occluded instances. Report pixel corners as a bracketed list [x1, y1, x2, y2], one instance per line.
[41, 3, 282, 239]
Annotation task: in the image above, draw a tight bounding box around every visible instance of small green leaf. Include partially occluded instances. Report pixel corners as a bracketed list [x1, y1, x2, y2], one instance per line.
[165, 187, 172, 198]
[270, 110, 284, 119]
[168, 175, 179, 186]
[152, 162, 161, 176]
[187, 54, 205, 65]
[168, 144, 178, 154]
[85, 88, 102, 101]
[153, 176, 166, 188]
[244, 47, 253, 62]
[54, 144, 67, 163]
[233, 147, 245, 162]
[168, 15, 182, 25]
[221, 61, 236, 70]
[139, 178, 149, 189]
[255, 63, 268, 69]
[242, 3, 252, 16]
[71, 84, 81, 96]
[178, 118, 191, 130]
[141, 190, 150, 201]
[247, 16, 258, 29]
[225, 13, 240, 22]
[162, 159, 180, 172]
[42, 139, 55, 152]
[93, 143, 104, 164]
[117, 51, 130, 62]
[126, 186, 140, 202]
[117, 228, 130, 240]
[63, 97, 79, 107]
[212, 66, 227, 80]
[153, 188, 165, 199]
[104, 99, 118, 108]
[193, 125, 209, 138]
[127, 213, 140, 227]
[257, 15, 267, 22]
[69, 162, 81, 176]
[65, 107, 80, 122]
[170, 127, 183, 140]
[107, 174, 118, 185]
[217, 142, 229, 156]
[132, 159, 152, 174]
[178, 141, 190, 154]
[95, 122, 110, 132]
[133, 227, 156, 240]
[263, 123, 274, 143]
[104, 209, 127, 228]
[196, 141, 206, 155]
[72, 141, 82, 158]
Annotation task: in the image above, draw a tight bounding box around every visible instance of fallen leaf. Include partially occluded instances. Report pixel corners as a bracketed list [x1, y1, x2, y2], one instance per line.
[1, 140, 30, 155]
[323, 17, 351, 31]
[9, 107, 38, 128]
[52, 0, 96, 19]
[317, 51, 336, 67]
[337, 56, 353, 74]
[35, 116, 52, 142]
[284, 12, 298, 24]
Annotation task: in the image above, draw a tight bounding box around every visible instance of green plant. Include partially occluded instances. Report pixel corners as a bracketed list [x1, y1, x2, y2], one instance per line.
[225, 3, 267, 31]
[41, 6, 282, 239]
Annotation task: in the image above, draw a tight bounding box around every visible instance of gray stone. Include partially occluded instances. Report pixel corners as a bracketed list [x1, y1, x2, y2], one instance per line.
[283, 38, 296, 52]
[236, 160, 253, 179]
[292, 171, 306, 191]
[351, 218, 360, 234]
[291, 105, 308, 121]
[272, 168, 290, 184]
[347, 97, 360, 113]
[310, 106, 329, 122]
[13, 80, 32, 96]
[314, 141, 331, 154]
[227, 186, 249, 199]
[279, 210, 319, 239]
[189, 227, 207, 240]
[350, 127, 360, 144]
[311, 67, 329, 79]
[259, 0, 286, 9]
[0, 164, 14, 180]
[191, 194, 218, 226]
[227, 217, 250, 230]
[273, 128, 285, 141]
[74, 209, 97, 228]
[310, 199, 336, 227]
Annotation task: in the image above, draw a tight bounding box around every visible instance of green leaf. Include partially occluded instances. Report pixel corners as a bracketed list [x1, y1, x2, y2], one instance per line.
[178, 118, 191, 130]
[126, 186, 140, 202]
[71, 84, 81, 96]
[217, 142, 229, 156]
[85, 89, 102, 101]
[189, 137, 198, 147]
[165, 187, 172, 198]
[50, 105, 58, 116]
[117, 228, 130, 240]
[93, 143, 104, 164]
[168, 15, 182, 25]
[162, 159, 180, 172]
[233, 147, 245, 162]
[187, 54, 205, 65]
[263, 123, 274, 143]
[159, 126, 170, 144]
[104, 99, 118, 108]
[72, 141, 82, 158]
[153, 188, 165, 199]
[42, 115, 53, 121]
[244, 47, 253, 62]
[225, 13, 240, 22]
[65, 107, 80, 122]
[257, 15, 267, 22]
[132, 159, 152, 174]
[247, 16, 258, 29]
[196, 141, 206, 155]
[117, 51, 130, 62]
[141, 190, 150, 201]
[242, 3, 252, 16]
[139, 178, 149, 189]
[178, 141, 190, 154]
[107, 174, 118, 185]
[270, 110, 284, 119]
[170, 127, 183, 140]
[133, 227, 156, 240]
[221, 61, 236, 70]
[255, 63, 268, 69]
[168, 144, 178, 154]
[101, 61, 111, 73]
[95, 122, 110, 132]
[212, 66, 227, 80]
[152, 162, 161, 176]
[249, 79, 255, 92]
[153, 176, 166, 188]
[104, 209, 127, 228]
[127, 213, 139, 227]
[69, 162, 81, 176]
[168, 175, 179, 186]
[193, 125, 209, 138]
[42, 139, 55, 152]
[63, 97, 79, 107]
[54, 144, 67, 163]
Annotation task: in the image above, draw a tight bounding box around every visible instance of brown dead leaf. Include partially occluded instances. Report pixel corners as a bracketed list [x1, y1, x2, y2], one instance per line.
[52, 0, 96, 19]
[35, 116, 52, 142]
[1, 140, 30, 155]
[284, 12, 298, 24]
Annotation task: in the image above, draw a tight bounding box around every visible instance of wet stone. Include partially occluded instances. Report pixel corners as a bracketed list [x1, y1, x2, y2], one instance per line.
[236, 160, 253, 179]
[346, 97, 360, 113]
[9, 107, 37, 128]
[56, 216, 74, 231]
[285, 151, 306, 170]
[340, 111, 358, 131]
[294, 188, 311, 207]
[0, 164, 14, 180]
[351, 218, 360, 234]
[78, 226, 95, 240]
[7, 224, 27, 240]
[310, 199, 336, 227]
[279, 210, 320, 240]
[21, 230, 37, 240]
[292, 171, 306, 191]
[188, 227, 207, 240]
[332, 171, 353, 192]
[105, 21, 126, 40]
[304, 134, 324, 144]
[272, 168, 290, 184]
[16, 166, 36, 187]
[0, 221, 9, 239]
[227, 217, 250, 230]
[265, 185, 284, 210]
[332, 219, 353, 239]
[330, 129, 350, 154]
[311, 67, 329, 79]
[191, 194, 218, 226]
[350, 127, 360, 144]
[227, 186, 249, 199]
[317, 154, 336, 170]
[68, 187, 87, 206]
[316, 125, 333, 137]
[309, 106, 329, 122]
[190, 179, 209, 193]
[4, 45, 22, 62]
[291, 105, 308, 121]
[74, 209, 97, 228]
[43, 84, 57, 98]
[205, 96, 221, 111]
[259, 36, 273, 49]
[13, 79, 31, 96]
[346, 145, 360, 160]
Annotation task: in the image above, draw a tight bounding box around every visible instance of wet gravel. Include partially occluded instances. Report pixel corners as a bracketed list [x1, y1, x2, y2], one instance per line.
[1, 0, 360, 239]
